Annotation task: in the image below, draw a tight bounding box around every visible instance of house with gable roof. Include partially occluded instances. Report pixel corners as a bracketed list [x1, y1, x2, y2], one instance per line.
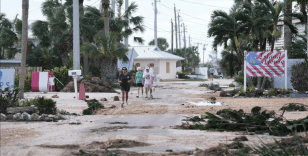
[118, 46, 184, 80]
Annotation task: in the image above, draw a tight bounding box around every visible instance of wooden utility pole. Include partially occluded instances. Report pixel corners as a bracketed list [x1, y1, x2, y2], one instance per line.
[19, 0, 29, 99]
[171, 19, 173, 53]
[174, 4, 178, 49]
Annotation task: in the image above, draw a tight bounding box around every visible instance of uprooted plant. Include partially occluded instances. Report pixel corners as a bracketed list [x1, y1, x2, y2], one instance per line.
[175, 107, 308, 136]
[83, 99, 104, 115]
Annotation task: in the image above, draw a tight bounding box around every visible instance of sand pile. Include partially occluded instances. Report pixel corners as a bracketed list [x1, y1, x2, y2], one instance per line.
[61, 77, 116, 93]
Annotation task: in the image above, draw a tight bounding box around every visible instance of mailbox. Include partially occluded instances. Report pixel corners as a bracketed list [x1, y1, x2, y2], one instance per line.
[68, 70, 81, 76]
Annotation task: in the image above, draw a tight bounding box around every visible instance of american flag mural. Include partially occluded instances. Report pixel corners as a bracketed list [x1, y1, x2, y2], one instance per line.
[246, 52, 286, 77]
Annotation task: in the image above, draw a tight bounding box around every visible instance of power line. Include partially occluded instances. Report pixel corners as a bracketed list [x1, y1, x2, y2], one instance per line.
[169, 0, 229, 9]
[158, 3, 210, 23]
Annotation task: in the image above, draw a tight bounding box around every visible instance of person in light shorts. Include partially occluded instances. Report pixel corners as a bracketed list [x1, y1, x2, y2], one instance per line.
[135, 67, 144, 98]
[143, 66, 154, 98]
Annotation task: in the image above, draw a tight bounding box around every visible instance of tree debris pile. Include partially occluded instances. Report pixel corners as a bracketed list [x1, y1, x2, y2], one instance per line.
[182, 116, 205, 122]
[280, 103, 308, 111]
[61, 77, 116, 93]
[195, 141, 252, 156]
[175, 107, 308, 136]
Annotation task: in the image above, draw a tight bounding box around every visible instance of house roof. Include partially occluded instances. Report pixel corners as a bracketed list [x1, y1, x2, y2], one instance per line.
[132, 46, 184, 60]
[0, 59, 21, 64]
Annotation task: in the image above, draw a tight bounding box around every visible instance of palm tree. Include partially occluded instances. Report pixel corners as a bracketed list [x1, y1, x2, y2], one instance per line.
[219, 50, 240, 77]
[19, 0, 29, 99]
[284, 0, 292, 52]
[81, 31, 128, 80]
[208, 5, 246, 77]
[0, 14, 19, 59]
[148, 37, 169, 51]
[256, 0, 297, 51]
[102, 0, 110, 35]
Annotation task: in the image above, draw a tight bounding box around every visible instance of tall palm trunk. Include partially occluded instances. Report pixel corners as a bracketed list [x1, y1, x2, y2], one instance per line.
[284, 0, 292, 52]
[80, 0, 89, 76]
[19, 0, 29, 99]
[300, 3, 307, 36]
[102, 0, 110, 36]
[271, 25, 277, 52]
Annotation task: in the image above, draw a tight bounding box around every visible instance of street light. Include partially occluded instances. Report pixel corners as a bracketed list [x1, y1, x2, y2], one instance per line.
[203, 44, 207, 66]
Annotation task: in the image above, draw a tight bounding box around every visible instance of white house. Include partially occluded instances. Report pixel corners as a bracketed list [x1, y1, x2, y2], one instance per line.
[118, 46, 184, 80]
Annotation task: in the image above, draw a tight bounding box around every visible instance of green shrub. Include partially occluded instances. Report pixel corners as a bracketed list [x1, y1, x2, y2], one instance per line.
[21, 99, 34, 107]
[268, 89, 277, 96]
[191, 71, 195, 75]
[0, 86, 20, 114]
[199, 83, 209, 87]
[239, 89, 245, 96]
[14, 67, 33, 92]
[51, 66, 71, 91]
[177, 72, 186, 79]
[34, 97, 57, 114]
[248, 86, 255, 92]
[234, 70, 244, 84]
[291, 62, 308, 93]
[82, 99, 104, 115]
[229, 89, 239, 96]
[229, 83, 235, 87]
[279, 87, 290, 95]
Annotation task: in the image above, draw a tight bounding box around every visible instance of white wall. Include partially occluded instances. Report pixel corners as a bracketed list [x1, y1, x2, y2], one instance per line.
[159, 60, 177, 79]
[133, 59, 159, 74]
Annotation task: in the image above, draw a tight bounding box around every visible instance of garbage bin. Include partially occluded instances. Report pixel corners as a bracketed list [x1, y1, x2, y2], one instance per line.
[156, 74, 161, 86]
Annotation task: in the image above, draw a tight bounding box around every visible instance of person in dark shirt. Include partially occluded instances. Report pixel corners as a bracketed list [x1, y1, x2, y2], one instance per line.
[118, 67, 131, 108]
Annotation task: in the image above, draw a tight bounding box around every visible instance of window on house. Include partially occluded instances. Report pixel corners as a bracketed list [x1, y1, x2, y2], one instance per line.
[149, 63, 154, 67]
[166, 62, 170, 73]
[136, 63, 140, 67]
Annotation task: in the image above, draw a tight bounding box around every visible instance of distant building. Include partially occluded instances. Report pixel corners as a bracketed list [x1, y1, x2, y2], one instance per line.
[265, 19, 305, 51]
[118, 46, 184, 79]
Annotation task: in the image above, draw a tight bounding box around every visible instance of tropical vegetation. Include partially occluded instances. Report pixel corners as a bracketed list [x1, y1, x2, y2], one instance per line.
[209, 0, 308, 89]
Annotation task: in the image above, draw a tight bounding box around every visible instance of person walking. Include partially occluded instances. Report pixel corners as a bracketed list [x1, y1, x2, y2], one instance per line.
[118, 67, 131, 108]
[135, 67, 144, 98]
[143, 66, 154, 98]
[210, 66, 215, 81]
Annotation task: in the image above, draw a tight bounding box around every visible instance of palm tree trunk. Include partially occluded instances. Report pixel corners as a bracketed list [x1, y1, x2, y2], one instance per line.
[80, 0, 89, 76]
[102, 0, 110, 36]
[300, 3, 307, 36]
[271, 37, 275, 52]
[19, 0, 29, 99]
[284, 0, 292, 52]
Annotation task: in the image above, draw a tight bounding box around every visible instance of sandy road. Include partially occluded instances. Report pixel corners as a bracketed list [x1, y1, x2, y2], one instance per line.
[1, 79, 307, 156]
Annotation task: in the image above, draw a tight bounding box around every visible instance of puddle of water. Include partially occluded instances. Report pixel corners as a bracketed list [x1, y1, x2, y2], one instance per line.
[189, 101, 223, 106]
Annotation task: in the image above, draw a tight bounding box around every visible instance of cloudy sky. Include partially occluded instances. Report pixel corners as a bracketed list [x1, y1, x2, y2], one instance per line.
[1, 0, 235, 62]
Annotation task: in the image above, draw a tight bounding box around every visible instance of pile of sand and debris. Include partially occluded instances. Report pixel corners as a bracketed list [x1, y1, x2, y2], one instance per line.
[61, 77, 116, 93]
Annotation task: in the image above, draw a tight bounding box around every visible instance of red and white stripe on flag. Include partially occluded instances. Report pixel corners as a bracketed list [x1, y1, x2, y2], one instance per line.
[246, 51, 285, 77]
